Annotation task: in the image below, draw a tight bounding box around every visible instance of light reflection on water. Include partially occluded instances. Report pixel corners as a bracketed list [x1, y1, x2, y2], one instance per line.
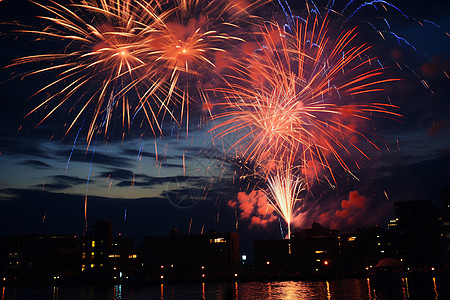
[1, 277, 448, 300]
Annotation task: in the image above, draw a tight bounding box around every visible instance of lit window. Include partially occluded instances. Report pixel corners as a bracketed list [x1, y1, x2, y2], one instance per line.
[128, 254, 138, 259]
[347, 237, 356, 242]
[91, 252, 95, 258]
[90, 264, 95, 268]
[91, 241, 95, 248]
[82, 252, 86, 259]
[210, 238, 226, 243]
[81, 265, 85, 271]
[315, 250, 325, 254]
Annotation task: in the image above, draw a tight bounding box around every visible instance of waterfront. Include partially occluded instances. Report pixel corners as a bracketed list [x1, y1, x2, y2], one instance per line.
[2, 277, 449, 300]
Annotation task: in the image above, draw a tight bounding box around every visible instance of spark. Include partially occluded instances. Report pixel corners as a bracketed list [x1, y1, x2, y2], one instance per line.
[266, 165, 305, 239]
[8, 0, 269, 143]
[211, 14, 401, 185]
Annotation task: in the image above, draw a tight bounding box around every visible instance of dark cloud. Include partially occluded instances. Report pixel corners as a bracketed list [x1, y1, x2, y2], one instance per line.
[48, 175, 90, 185]
[98, 169, 135, 180]
[31, 175, 92, 191]
[34, 183, 71, 191]
[20, 159, 51, 169]
[123, 148, 175, 161]
[0, 137, 51, 159]
[54, 149, 131, 168]
[116, 175, 204, 188]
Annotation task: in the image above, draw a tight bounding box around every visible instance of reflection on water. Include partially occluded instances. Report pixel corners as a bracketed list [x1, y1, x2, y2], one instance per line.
[52, 286, 59, 300]
[1, 276, 448, 300]
[326, 281, 331, 300]
[113, 285, 121, 300]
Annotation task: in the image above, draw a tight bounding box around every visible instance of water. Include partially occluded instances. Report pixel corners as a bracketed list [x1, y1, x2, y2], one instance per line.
[2, 277, 448, 300]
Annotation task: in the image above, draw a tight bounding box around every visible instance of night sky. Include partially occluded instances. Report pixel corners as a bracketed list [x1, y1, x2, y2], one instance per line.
[0, 0, 449, 257]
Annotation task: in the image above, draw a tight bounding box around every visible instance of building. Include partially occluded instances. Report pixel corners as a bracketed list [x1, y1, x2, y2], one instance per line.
[0, 234, 82, 284]
[339, 226, 399, 276]
[142, 230, 239, 281]
[394, 200, 441, 271]
[254, 222, 339, 277]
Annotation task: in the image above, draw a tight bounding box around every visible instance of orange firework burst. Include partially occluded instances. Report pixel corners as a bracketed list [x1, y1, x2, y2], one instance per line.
[210, 13, 401, 185]
[6, 0, 271, 144]
[137, 0, 271, 136]
[7, 0, 168, 145]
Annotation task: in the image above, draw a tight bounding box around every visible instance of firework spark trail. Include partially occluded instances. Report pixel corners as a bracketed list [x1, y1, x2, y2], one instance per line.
[7, 0, 272, 145]
[266, 165, 305, 239]
[211, 14, 401, 185]
[6, 0, 165, 145]
[136, 0, 272, 137]
[66, 117, 86, 172]
[83, 137, 97, 235]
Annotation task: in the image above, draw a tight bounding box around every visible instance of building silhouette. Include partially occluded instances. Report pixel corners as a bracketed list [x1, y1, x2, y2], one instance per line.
[1, 197, 449, 286]
[142, 230, 240, 282]
[254, 222, 339, 277]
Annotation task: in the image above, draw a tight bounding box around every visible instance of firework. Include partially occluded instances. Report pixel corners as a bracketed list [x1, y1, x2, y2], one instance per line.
[137, 0, 272, 136]
[265, 164, 305, 238]
[7, 0, 167, 145]
[6, 0, 272, 144]
[211, 13, 401, 185]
